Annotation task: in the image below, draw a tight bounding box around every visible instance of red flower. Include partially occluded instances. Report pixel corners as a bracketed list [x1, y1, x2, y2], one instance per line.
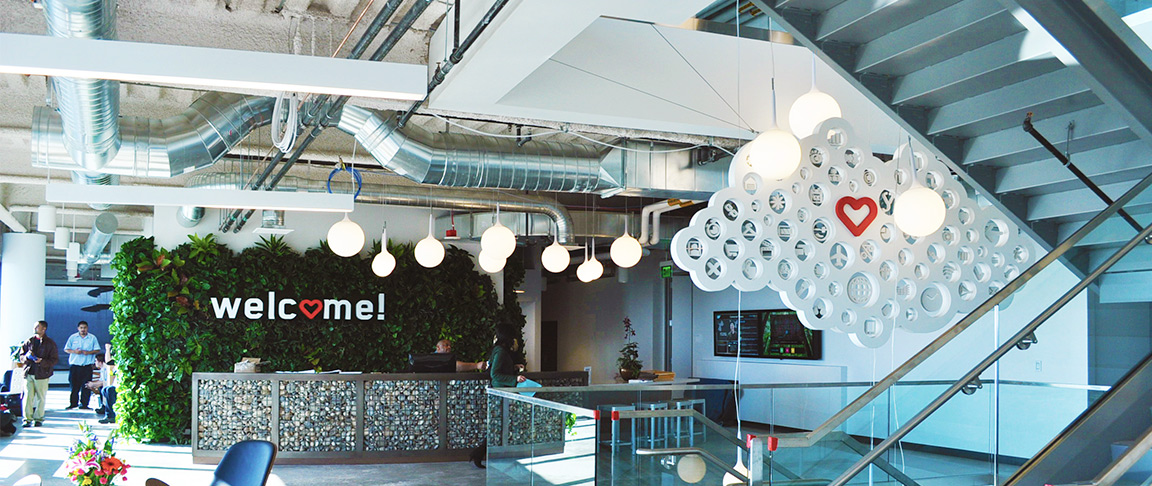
[100, 457, 123, 475]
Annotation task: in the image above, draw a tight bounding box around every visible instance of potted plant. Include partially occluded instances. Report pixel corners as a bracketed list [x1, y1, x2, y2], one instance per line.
[617, 317, 642, 381]
[10, 345, 21, 368]
[64, 424, 131, 485]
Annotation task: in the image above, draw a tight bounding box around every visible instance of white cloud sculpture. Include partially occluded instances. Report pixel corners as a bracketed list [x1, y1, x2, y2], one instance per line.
[672, 118, 1035, 348]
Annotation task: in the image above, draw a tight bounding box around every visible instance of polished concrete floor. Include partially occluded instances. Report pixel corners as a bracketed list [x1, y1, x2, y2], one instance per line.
[0, 388, 486, 486]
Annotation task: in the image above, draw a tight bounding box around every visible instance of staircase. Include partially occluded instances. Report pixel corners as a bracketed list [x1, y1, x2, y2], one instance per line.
[696, 0, 1152, 286]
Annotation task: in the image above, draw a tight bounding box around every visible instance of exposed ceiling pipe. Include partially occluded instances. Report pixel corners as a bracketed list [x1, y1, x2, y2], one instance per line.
[648, 200, 700, 246]
[338, 105, 618, 192]
[223, 0, 427, 233]
[183, 172, 577, 243]
[43, 0, 120, 172]
[32, 92, 275, 177]
[77, 211, 117, 273]
[395, 0, 510, 128]
[638, 199, 700, 246]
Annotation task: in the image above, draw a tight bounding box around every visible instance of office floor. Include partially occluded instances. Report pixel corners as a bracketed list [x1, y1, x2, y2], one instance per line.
[0, 389, 486, 486]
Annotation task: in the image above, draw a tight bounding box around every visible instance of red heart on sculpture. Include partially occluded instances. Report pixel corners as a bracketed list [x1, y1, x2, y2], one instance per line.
[298, 299, 323, 319]
[835, 196, 878, 237]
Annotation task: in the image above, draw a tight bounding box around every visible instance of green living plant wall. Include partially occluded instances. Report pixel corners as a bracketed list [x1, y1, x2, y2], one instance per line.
[109, 234, 525, 443]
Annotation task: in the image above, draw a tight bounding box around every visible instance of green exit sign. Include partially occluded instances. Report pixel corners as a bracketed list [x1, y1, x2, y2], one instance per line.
[661, 265, 673, 278]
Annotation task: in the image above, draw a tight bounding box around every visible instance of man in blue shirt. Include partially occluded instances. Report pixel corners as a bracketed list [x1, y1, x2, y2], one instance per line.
[63, 321, 100, 410]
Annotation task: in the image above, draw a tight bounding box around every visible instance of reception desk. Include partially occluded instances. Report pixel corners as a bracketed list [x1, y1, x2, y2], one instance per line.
[191, 371, 587, 464]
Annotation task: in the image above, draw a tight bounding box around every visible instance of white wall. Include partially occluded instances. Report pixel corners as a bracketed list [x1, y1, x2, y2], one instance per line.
[542, 257, 664, 384]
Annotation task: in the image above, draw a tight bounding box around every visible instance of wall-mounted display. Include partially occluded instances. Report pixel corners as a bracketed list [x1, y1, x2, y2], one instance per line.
[713, 309, 822, 360]
[675, 118, 1037, 348]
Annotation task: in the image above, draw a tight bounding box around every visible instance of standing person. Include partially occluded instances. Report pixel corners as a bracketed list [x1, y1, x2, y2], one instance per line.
[434, 339, 488, 372]
[64, 321, 100, 410]
[469, 326, 526, 469]
[20, 320, 58, 427]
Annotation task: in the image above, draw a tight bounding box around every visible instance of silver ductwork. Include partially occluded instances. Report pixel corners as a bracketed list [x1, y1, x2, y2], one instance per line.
[337, 105, 621, 192]
[181, 172, 578, 243]
[78, 211, 117, 273]
[70, 171, 120, 210]
[176, 206, 205, 228]
[336, 106, 727, 200]
[44, 0, 121, 172]
[33, 92, 275, 177]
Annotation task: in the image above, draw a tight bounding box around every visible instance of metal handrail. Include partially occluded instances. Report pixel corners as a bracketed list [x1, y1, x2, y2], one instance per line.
[1090, 424, 1152, 486]
[489, 379, 1109, 394]
[781, 169, 1152, 449]
[830, 203, 1152, 485]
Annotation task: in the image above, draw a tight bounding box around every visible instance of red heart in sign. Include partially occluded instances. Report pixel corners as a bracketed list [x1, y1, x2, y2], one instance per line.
[836, 196, 878, 237]
[298, 299, 323, 319]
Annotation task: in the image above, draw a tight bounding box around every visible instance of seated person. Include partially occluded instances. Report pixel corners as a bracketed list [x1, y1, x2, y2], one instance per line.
[86, 353, 107, 415]
[86, 344, 117, 424]
[435, 339, 488, 372]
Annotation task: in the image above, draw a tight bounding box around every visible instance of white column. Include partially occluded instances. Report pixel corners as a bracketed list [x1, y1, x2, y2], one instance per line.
[0, 233, 47, 357]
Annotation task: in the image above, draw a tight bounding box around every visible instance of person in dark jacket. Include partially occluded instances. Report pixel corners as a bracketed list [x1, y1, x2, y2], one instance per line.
[470, 326, 527, 469]
[20, 320, 59, 427]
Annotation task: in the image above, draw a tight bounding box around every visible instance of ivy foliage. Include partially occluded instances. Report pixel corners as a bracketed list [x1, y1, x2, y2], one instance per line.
[109, 235, 522, 443]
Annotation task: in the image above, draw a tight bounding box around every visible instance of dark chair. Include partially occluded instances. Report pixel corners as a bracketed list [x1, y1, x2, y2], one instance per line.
[689, 377, 739, 425]
[1, 369, 23, 417]
[148, 440, 276, 486]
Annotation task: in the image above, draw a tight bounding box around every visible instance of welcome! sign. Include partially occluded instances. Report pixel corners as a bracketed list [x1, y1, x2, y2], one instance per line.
[210, 292, 385, 321]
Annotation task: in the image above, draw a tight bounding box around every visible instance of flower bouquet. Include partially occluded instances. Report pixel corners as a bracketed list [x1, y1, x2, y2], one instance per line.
[64, 424, 130, 485]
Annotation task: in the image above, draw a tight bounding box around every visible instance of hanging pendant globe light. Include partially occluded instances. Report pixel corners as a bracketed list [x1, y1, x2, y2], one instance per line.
[327, 214, 365, 257]
[739, 129, 801, 181]
[576, 241, 603, 283]
[893, 142, 946, 237]
[414, 213, 445, 268]
[610, 232, 642, 268]
[478, 250, 506, 273]
[894, 184, 946, 237]
[676, 454, 707, 483]
[789, 88, 841, 138]
[788, 54, 841, 138]
[541, 237, 570, 273]
[481, 221, 517, 259]
[372, 225, 396, 277]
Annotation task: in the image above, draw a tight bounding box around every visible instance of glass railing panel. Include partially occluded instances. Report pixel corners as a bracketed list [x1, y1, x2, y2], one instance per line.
[486, 388, 598, 486]
[827, 171, 1152, 485]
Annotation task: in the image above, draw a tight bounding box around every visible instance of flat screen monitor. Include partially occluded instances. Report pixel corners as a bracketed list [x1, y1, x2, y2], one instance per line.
[713, 309, 822, 360]
[409, 353, 456, 373]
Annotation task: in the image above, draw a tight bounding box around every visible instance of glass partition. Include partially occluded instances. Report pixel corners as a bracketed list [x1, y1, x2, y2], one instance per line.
[825, 169, 1152, 485]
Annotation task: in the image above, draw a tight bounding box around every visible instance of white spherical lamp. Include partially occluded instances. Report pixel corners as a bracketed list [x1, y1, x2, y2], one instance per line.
[541, 239, 570, 273]
[481, 221, 517, 259]
[327, 214, 365, 257]
[576, 255, 603, 283]
[610, 233, 642, 268]
[789, 89, 841, 138]
[894, 185, 947, 237]
[676, 454, 706, 483]
[737, 129, 801, 180]
[372, 250, 396, 277]
[478, 250, 506, 273]
[414, 236, 445, 268]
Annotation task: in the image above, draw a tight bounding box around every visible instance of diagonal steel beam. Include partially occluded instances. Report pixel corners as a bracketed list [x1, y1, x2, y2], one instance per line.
[1000, 0, 1152, 145]
[962, 104, 1134, 166]
[996, 141, 1152, 193]
[928, 69, 1092, 136]
[854, 0, 1007, 74]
